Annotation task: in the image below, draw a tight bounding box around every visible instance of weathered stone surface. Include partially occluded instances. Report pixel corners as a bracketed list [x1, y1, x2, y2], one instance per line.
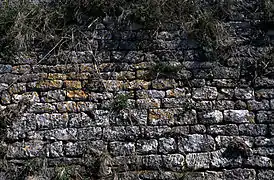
[190, 125, 206, 134]
[28, 80, 63, 91]
[224, 110, 254, 123]
[109, 142, 135, 156]
[186, 152, 211, 170]
[63, 80, 82, 89]
[244, 155, 272, 167]
[239, 124, 268, 136]
[162, 98, 194, 108]
[136, 139, 158, 154]
[158, 138, 176, 154]
[162, 154, 185, 171]
[103, 126, 140, 141]
[176, 109, 197, 125]
[211, 149, 243, 168]
[198, 110, 223, 124]
[0, 64, 12, 74]
[247, 100, 270, 110]
[149, 109, 176, 125]
[258, 170, 274, 180]
[224, 168, 256, 180]
[137, 98, 161, 109]
[41, 90, 66, 102]
[208, 124, 239, 135]
[55, 101, 78, 112]
[192, 87, 218, 100]
[235, 88, 254, 100]
[152, 79, 177, 89]
[29, 103, 56, 113]
[47, 73, 67, 80]
[166, 88, 191, 98]
[67, 90, 88, 100]
[256, 89, 274, 99]
[178, 134, 215, 153]
[136, 90, 165, 98]
[218, 88, 235, 99]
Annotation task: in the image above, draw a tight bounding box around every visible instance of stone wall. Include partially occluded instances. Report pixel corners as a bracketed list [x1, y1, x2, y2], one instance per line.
[1, 8, 274, 180]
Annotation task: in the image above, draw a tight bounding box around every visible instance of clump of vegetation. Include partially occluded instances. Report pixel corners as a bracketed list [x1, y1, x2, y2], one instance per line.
[0, 0, 233, 63]
[111, 94, 129, 112]
[150, 61, 182, 78]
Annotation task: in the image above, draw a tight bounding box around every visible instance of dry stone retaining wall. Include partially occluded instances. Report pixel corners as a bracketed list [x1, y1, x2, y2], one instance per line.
[0, 15, 274, 180]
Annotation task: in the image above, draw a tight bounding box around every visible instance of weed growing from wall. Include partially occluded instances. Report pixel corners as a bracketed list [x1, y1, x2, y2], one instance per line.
[150, 61, 182, 78]
[111, 94, 129, 112]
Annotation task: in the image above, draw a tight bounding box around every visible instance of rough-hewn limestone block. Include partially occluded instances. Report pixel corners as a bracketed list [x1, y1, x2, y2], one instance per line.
[224, 110, 254, 123]
[192, 87, 218, 100]
[178, 134, 215, 153]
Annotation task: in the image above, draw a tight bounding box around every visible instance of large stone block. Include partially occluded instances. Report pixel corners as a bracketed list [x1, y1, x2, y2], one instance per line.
[178, 134, 215, 153]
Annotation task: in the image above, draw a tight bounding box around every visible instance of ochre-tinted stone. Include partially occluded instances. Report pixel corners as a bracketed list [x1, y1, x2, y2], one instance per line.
[48, 73, 67, 80]
[64, 80, 82, 89]
[67, 90, 88, 100]
[32, 80, 63, 90]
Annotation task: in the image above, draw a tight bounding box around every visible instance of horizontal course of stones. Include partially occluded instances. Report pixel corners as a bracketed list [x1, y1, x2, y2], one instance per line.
[1, 15, 274, 180]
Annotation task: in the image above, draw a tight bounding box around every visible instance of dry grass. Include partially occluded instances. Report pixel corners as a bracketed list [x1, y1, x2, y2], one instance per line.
[0, 0, 234, 63]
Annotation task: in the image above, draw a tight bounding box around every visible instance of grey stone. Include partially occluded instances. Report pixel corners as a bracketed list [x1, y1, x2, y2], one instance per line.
[162, 98, 194, 108]
[178, 134, 215, 153]
[224, 110, 254, 124]
[176, 109, 197, 125]
[211, 149, 243, 168]
[0, 64, 12, 74]
[218, 88, 235, 99]
[136, 90, 165, 98]
[29, 103, 56, 113]
[244, 155, 272, 167]
[192, 87, 218, 100]
[137, 98, 161, 109]
[258, 170, 274, 180]
[256, 89, 274, 99]
[136, 139, 158, 154]
[111, 109, 147, 125]
[216, 100, 235, 110]
[255, 77, 274, 88]
[215, 136, 254, 149]
[141, 155, 163, 169]
[162, 154, 185, 171]
[235, 100, 247, 109]
[77, 127, 102, 140]
[207, 79, 236, 87]
[141, 126, 173, 138]
[186, 152, 211, 170]
[239, 124, 268, 136]
[46, 141, 63, 158]
[195, 100, 216, 110]
[247, 100, 270, 110]
[103, 126, 140, 141]
[198, 110, 223, 124]
[45, 128, 77, 141]
[235, 88, 254, 100]
[190, 125, 206, 134]
[204, 171, 224, 180]
[271, 99, 274, 109]
[109, 142, 135, 156]
[269, 124, 274, 136]
[183, 172, 205, 180]
[208, 124, 239, 135]
[41, 90, 66, 102]
[224, 168, 256, 180]
[158, 138, 176, 154]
